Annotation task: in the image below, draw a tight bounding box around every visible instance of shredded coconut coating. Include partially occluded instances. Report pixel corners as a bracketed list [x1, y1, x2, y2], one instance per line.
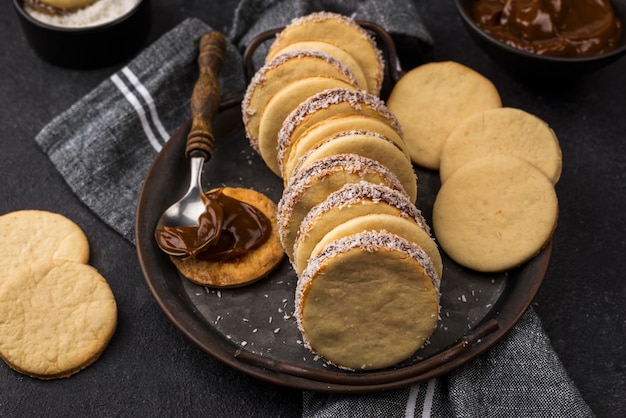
[291, 129, 402, 175]
[241, 50, 359, 153]
[276, 88, 402, 172]
[294, 230, 441, 354]
[298, 181, 430, 242]
[277, 154, 406, 246]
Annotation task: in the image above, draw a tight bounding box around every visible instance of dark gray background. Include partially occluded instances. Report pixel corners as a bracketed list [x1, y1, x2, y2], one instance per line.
[1, 1, 624, 417]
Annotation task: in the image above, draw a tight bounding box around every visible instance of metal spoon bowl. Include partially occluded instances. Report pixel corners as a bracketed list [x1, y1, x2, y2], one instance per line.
[155, 31, 227, 256]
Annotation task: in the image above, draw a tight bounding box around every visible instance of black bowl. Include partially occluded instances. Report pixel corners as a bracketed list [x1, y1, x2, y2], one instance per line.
[455, 0, 626, 79]
[12, 0, 151, 69]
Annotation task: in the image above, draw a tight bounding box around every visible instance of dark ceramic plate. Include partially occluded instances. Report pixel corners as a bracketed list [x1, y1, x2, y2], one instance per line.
[135, 104, 552, 393]
[135, 22, 552, 393]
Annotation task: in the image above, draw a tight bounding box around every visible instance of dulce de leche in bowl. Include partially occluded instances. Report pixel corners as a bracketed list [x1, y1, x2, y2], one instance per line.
[472, 0, 622, 58]
[456, 0, 626, 78]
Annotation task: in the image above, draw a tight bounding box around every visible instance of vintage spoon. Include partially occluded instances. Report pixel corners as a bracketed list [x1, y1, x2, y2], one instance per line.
[155, 31, 227, 256]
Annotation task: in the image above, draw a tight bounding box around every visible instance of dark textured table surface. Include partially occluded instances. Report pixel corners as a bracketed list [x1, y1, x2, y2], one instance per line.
[1, 1, 624, 417]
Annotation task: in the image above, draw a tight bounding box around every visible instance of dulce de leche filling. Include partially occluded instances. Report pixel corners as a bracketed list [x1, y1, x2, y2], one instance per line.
[472, 0, 623, 57]
[155, 188, 272, 261]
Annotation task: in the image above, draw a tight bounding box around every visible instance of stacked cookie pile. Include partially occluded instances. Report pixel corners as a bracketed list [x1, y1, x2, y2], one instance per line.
[386, 61, 562, 273]
[242, 12, 442, 370]
[0, 210, 117, 379]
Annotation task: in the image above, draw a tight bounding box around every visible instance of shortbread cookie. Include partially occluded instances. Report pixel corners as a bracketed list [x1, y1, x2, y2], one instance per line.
[277, 154, 406, 260]
[309, 213, 443, 280]
[0, 260, 117, 379]
[295, 231, 440, 370]
[439, 107, 562, 184]
[292, 130, 417, 202]
[39, 0, 97, 7]
[293, 182, 437, 277]
[0, 210, 89, 280]
[26, 0, 98, 15]
[266, 12, 384, 94]
[387, 61, 502, 169]
[281, 113, 407, 182]
[257, 77, 358, 175]
[270, 41, 368, 92]
[277, 88, 402, 176]
[433, 155, 558, 272]
[170, 188, 284, 288]
[242, 50, 358, 154]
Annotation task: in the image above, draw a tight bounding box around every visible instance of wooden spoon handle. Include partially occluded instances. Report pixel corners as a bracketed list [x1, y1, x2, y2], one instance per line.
[185, 31, 227, 159]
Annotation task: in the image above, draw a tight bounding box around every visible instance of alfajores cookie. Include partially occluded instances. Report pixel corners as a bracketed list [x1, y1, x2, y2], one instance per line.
[387, 61, 502, 169]
[266, 12, 385, 94]
[291, 130, 417, 203]
[256, 76, 358, 176]
[277, 88, 403, 178]
[277, 154, 406, 261]
[309, 213, 443, 280]
[269, 41, 369, 92]
[242, 50, 359, 159]
[295, 230, 440, 370]
[281, 113, 407, 182]
[439, 107, 562, 184]
[292, 182, 440, 278]
[0, 260, 117, 379]
[169, 187, 284, 288]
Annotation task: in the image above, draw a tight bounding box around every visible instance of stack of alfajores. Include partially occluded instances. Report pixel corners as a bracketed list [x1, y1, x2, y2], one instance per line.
[242, 12, 441, 371]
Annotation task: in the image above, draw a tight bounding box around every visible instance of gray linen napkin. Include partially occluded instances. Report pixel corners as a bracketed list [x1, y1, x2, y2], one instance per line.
[36, 17, 246, 243]
[34, 1, 594, 417]
[303, 307, 594, 418]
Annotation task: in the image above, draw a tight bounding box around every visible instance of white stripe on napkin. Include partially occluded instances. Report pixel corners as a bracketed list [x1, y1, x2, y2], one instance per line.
[405, 383, 420, 417]
[421, 379, 436, 418]
[110, 67, 168, 153]
[404, 379, 436, 418]
[120, 67, 170, 142]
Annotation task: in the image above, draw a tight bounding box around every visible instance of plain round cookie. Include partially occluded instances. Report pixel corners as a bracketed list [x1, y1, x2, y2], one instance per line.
[0, 260, 117, 379]
[0, 210, 90, 281]
[266, 12, 384, 94]
[170, 187, 284, 288]
[439, 107, 562, 184]
[295, 231, 440, 370]
[433, 155, 558, 272]
[387, 61, 502, 169]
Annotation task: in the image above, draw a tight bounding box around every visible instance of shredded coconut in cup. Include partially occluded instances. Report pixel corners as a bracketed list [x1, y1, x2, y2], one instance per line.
[25, 0, 141, 28]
